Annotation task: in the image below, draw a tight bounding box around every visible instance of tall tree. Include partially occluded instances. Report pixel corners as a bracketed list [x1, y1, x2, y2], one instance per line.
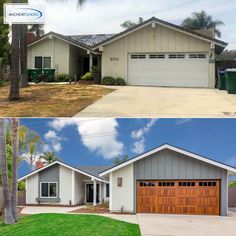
[181, 10, 224, 38]
[8, 0, 21, 100]
[11, 118, 19, 222]
[28, 24, 45, 38]
[40, 151, 60, 164]
[121, 17, 144, 29]
[0, 119, 15, 224]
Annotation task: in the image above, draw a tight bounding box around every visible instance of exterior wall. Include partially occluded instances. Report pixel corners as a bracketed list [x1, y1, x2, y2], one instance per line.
[0, 187, 4, 212]
[38, 164, 60, 203]
[101, 23, 215, 87]
[133, 149, 228, 215]
[26, 173, 38, 204]
[60, 165, 73, 205]
[27, 37, 70, 75]
[74, 172, 87, 205]
[228, 186, 236, 207]
[110, 164, 134, 212]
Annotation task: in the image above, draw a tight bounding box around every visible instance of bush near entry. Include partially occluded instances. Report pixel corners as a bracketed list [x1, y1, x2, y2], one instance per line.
[102, 76, 126, 85]
[81, 72, 94, 81]
[57, 73, 72, 82]
[115, 77, 126, 85]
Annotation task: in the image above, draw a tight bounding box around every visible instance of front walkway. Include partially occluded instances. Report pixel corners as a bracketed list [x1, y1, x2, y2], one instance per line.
[77, 86, 236, 118]
[21, 205, 85, 214]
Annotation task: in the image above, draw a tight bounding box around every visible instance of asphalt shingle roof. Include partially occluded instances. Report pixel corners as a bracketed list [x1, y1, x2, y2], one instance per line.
[78, 166, 111, 177]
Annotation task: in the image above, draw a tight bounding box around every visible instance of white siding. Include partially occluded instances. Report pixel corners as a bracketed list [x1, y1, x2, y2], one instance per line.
[27, 37, 70, 75]
[60, 166, 73, 205]
[26, 173, 38, 204]
[102, 23, 215, 88]
[110, 164, 134, 212]
[74, 172, 87, 205]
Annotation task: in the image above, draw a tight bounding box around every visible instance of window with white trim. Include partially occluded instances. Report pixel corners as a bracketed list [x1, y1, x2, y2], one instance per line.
[149, 54, 165, 59]
[130, 54, 146, 59]
[35, 56, 52, 69]
[189, 54, 206, 59]
[40, 182, 58, 198]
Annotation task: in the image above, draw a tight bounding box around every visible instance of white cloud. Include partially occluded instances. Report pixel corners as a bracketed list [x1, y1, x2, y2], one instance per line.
[44, 130, 64, 152]
[132, 138, 145, 154]
[131, 119, 158, 139]
[175, 119, 192, 125]
[131, 119, 158, 154]
[48, 118, 124, 159]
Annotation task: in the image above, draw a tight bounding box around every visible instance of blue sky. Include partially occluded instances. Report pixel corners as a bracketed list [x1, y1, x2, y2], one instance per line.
[19, 118, 236, 177]
[29, 0, 236, 49]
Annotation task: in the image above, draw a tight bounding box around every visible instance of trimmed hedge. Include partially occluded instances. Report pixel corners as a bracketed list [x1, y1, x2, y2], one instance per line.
[102, 76, 126, 86]
[114, 77, 126, 86]
[102, 76, 115, 85]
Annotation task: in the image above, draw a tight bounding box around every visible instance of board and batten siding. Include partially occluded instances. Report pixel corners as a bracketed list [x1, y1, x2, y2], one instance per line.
[27, 37, 70, 75]
[38, 163, 60, 202]
[26, 173, 38, 204]
[133, 149, 228, 215]
[110, 164, 134, 212]
[101, 23, 215, 87]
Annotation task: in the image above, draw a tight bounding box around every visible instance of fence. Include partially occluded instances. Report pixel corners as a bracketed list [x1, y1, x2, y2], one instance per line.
[228, 186, 236, 207]
[18, 190, 26, 206]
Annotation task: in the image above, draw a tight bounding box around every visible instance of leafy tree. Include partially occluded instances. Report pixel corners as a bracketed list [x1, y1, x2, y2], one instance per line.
[121, 17, 144, 29]
[181, 10, 224, 38]
[28, 24, 45, 38]
[229, 180, 236, 187]
[113, 154, 129, 165]
[40, 151, 60, 164]
[0, 0, 10, 66]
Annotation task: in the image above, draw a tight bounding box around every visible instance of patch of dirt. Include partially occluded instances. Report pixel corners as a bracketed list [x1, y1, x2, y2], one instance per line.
[70, 205, 109, 214]
[0, 84, 114, 117]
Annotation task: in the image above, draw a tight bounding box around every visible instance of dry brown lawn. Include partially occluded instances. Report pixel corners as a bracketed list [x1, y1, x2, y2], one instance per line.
[0, 84, 113, 117]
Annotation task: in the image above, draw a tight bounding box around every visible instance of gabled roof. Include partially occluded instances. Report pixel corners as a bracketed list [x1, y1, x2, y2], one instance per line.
[28, 31, 114, 50]
[18, 160, 108, 183]
[92, 17, 227, 54]
[78, 166, 111, 177]
[99, 144, 236, 177]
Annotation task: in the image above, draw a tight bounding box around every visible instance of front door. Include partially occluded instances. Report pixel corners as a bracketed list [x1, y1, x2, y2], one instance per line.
[83, 57, 90, 75]
[86, 184, 99, 203]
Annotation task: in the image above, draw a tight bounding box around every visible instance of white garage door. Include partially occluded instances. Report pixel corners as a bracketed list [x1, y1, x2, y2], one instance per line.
[128, 53, 209, 87]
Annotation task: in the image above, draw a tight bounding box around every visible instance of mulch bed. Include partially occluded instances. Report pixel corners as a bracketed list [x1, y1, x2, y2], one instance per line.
[70, 205, 109, 214]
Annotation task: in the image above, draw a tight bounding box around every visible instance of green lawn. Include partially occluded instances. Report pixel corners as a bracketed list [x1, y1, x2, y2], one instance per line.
[0, 213, 141, 236]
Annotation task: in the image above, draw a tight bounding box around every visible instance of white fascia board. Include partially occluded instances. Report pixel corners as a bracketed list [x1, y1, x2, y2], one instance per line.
[18, 161, 106, 182]
[99, 144, 236, 177]
[93, 20, 226, 50]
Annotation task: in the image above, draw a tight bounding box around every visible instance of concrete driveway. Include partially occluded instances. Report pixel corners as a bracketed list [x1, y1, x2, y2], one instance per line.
[77, 86, 236, 117]
[137, 212, 236, 236]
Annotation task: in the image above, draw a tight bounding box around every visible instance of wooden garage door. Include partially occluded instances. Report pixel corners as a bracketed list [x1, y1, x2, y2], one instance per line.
[137, 180, 220, 215]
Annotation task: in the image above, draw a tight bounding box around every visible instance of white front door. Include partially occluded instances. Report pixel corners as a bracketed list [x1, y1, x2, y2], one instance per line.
[128, 53, 209, 87]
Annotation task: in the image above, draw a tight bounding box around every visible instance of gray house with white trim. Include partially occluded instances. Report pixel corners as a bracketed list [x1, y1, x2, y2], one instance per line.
[27, 17, 227, 88]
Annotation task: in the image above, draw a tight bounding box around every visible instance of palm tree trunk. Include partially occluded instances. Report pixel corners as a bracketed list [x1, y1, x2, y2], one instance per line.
[11, 118, 19, 222]
[20, 25, 28, 88]
[9, 0, 21, 100]
[0, 119, 15, 224]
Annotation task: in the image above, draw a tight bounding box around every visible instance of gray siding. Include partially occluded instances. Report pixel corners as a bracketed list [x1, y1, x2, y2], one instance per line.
[38, 164, 60, 202]
[133, 149, 228, 215]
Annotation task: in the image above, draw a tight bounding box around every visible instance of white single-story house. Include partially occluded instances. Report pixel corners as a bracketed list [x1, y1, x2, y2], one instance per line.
[18, 161, 110, 206]
[19, 144, 236, 216]
[27, 17, 227, 88]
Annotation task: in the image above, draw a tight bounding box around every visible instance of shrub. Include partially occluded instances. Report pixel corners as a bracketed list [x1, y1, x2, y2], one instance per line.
[81, 72, 94, 81]
[102, 76, 115, 85]
[115, 77, 126, 86]
[57, 73, 72, 82]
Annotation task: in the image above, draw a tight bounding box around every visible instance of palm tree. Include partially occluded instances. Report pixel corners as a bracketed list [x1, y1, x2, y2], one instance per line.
[10, 118, 19, 222]
[0, 119, 15, 224]
[113, 154, 129, 165]
[181, 10, 224, 38]
[40, 151, 60, 164]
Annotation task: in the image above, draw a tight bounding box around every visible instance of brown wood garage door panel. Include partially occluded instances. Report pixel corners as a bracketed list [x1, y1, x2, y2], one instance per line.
[136, 180, 220, 215]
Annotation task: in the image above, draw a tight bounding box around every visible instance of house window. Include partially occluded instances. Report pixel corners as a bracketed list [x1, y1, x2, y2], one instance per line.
[149, 54, 165, 59]
[130, 54, 146, 59]
[40, 182, 58, 198]
[199, 181, 217, 187]
[117, 178, 122, 187]
[35, 57, 43, 69]
[158, 181, 175, 187]
[35, 57, 52, 69]
[106, 184, 109, 197]
[179, 181, 195, 187]
[139, 181, 156, 187]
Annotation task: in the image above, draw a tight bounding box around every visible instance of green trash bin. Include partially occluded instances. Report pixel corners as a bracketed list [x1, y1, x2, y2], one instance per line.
[218, 70, 226, 90]
[27, 69, 43, 83]
[42, 69, 55, 82]
[225, 69, 236, 94]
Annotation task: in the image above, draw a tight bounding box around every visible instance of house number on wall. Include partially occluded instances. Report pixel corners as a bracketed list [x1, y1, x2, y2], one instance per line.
[110, 57, 119, 61]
